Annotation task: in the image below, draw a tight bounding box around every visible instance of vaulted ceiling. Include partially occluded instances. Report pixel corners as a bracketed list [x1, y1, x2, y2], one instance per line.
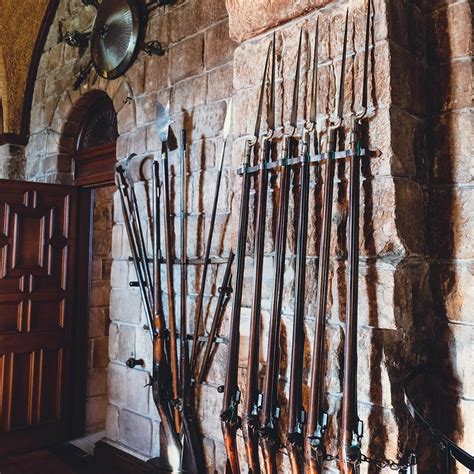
[0, 0, 52, 139]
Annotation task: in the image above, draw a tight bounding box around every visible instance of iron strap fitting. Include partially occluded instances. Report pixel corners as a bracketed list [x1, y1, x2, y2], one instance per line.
[236, 148, 381, 175]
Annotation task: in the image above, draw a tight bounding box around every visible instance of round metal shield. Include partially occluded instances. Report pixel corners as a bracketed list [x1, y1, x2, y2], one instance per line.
[91, 0, 141, 79]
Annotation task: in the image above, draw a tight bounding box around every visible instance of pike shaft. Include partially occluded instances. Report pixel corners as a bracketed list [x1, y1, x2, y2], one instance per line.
[190, 138, 228, 374]
[161, 142, 181, 432]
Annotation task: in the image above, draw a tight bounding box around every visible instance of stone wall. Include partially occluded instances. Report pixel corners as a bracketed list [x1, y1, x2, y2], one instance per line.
[86, 186, 114, 434]
[14, 0, 473, 472]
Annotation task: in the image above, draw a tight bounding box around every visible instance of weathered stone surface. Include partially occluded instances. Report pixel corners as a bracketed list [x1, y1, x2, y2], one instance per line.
[169, 34, 205, 84]
[205, 20, 237, 70]
[225, 0, 329, 42]
[119, 410, 152, 454]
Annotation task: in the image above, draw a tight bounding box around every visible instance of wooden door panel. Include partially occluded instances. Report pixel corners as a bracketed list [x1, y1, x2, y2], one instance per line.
[0, 179, 77, 456]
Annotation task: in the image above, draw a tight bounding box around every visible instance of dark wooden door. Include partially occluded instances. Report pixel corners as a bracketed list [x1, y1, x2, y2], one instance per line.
[0, 179, 78, 456]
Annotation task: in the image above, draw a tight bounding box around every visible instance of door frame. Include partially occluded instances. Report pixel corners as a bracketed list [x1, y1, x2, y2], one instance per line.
[69, 144, 116, 439]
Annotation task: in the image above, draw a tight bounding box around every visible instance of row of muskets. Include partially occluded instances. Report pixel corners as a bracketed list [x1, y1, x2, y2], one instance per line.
[220, 4, 419, 474]
[115, 95, 234, 471]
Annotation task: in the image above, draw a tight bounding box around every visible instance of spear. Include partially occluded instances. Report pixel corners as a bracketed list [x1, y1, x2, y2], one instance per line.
[339, 2, 372, 472]
[242, 35, 276, 474]
[156, 102, 181, 432]
[190, 100, 233, 376]
[220, 42, 271, 474]
[286, 20, 319, 474]
[260, 29, 303, 474]
[304, 10, 349, 474]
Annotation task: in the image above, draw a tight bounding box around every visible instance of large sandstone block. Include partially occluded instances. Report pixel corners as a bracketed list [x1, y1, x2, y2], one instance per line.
[119, 410, 153, 454]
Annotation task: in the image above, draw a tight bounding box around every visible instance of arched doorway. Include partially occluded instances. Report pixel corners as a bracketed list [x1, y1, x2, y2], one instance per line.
[69, 93, 118, 448]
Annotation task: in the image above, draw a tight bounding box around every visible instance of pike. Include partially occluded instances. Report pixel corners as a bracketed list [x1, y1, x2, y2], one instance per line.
[220, 43, 270, 474]
[196, 250, 235, 384]
[190, 100, 233, 376]
[339, 2, 372, 472]
[178, 129, 206, 473]
[191, 102, 232, 374]
[243, 36, 276, 474]
[156, 102, 181, 432]
[286, 21, 319, 474]
[260, 29, 303, 474]
[305, 10, 349, 473]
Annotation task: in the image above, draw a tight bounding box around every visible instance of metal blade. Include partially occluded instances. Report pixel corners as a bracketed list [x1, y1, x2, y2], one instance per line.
[359, 0, 372, 117]
[156, 101, 172, 143]
[290, 29, 303, 129]
[268, 32, 277, 133]
[223, 100, 233, 140]
[309, 19, 319, 125]
[335, 10, 349, 122]
[254, 41, 272, 139]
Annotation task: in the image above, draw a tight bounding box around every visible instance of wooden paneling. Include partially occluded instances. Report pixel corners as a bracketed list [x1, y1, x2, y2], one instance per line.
[0, 179, 77, 456]
[73, 142, 117, 188]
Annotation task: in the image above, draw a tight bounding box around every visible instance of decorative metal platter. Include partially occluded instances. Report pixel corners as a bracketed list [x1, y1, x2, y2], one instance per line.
[91, 0, 142, 79]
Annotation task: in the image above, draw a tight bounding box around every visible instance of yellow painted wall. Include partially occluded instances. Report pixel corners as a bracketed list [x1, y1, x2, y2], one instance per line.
[0, 0, 49, 134]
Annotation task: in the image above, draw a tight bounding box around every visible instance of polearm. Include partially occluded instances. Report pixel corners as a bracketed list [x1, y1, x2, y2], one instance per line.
[339, 3, 371, 472]
[196, 250, 235, 384]
[115, 163, 181, 467]
[178, 129, 206, 473]
[286, 21, 319, 474]
[243, 36, 275, 474]
[305, 10, 349, 473]
[220, 47, 270, 474]
[115, 164, 154, 342]
[124, 154, 154, 308]
[190, 101, 233, 376]
[156, 102, 181, 433]
[260, 29, 303, 474]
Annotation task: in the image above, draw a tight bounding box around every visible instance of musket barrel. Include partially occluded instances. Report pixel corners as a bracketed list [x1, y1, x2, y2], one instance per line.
[243, 137, 272, 474]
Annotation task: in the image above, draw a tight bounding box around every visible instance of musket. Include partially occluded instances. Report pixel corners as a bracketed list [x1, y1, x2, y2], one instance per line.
[286, 21, 319, 474]
[220, 44, 270, 474]
[305, 10, 349, 473]
[196, 250, 235, 384]
[260, 29, 303, 474]
[178, 129, 206, 473]
[243, 36, 276, 474]
[190, 101, 233, 376]
[156, 102, 181, 432]
[339, 3, 372, 472]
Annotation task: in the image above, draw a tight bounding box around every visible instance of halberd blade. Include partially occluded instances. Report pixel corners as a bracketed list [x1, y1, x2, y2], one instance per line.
[290, 29, 303, 130]
[156, 101, 172, 143]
